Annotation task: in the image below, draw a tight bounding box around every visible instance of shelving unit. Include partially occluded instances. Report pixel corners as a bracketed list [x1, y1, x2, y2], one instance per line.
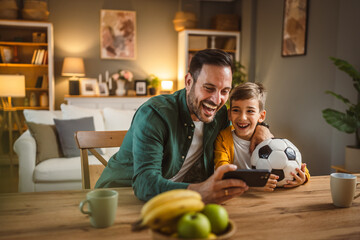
[0, 20, 54, 111]
[177, 29, 240, 90]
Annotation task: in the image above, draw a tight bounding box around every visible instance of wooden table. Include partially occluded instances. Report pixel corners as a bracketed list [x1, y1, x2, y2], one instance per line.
[0, 175, 359, 240]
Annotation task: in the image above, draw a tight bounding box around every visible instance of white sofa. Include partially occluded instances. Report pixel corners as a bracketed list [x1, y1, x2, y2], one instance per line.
[14, 104, 136, 192]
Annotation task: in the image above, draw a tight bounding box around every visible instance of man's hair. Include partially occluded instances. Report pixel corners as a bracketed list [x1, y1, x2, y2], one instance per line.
[229, 82, 267, 110]
[188, 49, 233, 82]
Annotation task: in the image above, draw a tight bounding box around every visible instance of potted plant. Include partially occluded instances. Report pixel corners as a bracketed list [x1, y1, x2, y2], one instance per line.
[322, 57, 360, 171]
[147, 74, 160, 95]
[232, 61, 247, 88]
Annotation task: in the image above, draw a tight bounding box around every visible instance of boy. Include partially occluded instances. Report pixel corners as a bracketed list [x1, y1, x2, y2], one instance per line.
[214, 82, 310, 191]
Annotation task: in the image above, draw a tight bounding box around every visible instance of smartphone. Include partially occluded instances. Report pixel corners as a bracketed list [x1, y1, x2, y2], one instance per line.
[222, 169, 271, 187]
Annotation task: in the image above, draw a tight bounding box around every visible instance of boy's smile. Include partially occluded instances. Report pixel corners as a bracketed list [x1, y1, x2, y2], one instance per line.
[229, 98, 266, 141]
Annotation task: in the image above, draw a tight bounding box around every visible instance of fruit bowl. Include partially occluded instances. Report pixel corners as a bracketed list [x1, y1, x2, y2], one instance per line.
[150, 219, 236, 240]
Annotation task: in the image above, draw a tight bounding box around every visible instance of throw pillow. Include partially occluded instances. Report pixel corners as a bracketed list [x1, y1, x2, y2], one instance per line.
[103, 107, 135, 130]
[60, 104, 105, 131]
[26, 121, 63, 165]
[23, 109, 61, 125]
[54, 117, 100, 158]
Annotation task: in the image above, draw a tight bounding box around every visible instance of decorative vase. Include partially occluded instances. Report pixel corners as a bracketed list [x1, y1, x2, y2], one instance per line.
[115, 80, 126, 96]
[345, 146, 360, 172]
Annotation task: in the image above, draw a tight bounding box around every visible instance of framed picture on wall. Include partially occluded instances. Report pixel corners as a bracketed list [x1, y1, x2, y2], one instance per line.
[281, 0, 309, 57]
[80, 78, 98, 96]
[100, 9, 136, 60]
[135, 80, 147, 96]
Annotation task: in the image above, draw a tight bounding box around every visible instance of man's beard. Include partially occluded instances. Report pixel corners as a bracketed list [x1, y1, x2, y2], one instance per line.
[186, 84, 218, 123]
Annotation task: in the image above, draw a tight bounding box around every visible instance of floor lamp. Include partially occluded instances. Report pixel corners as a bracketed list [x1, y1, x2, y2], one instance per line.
[0, 75, 25, 171]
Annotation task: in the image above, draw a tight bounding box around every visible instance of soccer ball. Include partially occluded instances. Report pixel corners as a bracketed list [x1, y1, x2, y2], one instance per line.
[250, 138, 302, 187]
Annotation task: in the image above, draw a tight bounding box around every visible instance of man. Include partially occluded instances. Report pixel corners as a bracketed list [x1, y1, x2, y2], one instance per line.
[95, 49, 272, 203]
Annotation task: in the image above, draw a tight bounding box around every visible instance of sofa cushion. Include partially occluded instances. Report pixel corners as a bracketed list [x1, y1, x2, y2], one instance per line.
[33, 155, 109, 182]
[103, 107, 135, 131]
[23, 109, 62, 124]
[54, 117, 98, 158]
[103, 107, 135, 156]
[60, 104, 105, 131]
[26, 122, 63, 165]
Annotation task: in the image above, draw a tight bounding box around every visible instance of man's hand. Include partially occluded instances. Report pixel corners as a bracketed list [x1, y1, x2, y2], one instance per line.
[283, 163, 307, 188]
[187, 164, 249, 204]
[250, 125, 274, 153]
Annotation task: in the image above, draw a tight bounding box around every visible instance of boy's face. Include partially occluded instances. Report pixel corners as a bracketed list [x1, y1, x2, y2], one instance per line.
[228, 98, 266, 141]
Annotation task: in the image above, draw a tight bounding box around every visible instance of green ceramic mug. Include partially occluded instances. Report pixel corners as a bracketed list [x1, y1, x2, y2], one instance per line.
[79, 189, 118, 228]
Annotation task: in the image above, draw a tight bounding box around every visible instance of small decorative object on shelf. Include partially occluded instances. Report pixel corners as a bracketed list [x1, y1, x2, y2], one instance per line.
[29, 92, 38, 107]
[146, 74, 160, 95]
[112, 70, 134, 96]
[115, 80, 126, 96]
[39, 92, 48, 107]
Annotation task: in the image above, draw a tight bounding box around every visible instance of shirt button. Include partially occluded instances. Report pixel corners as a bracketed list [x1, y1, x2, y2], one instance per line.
[182, 155, 185, 159]
[191, 124, 194, 128]
[188, 136, 192, 139]
[184, 123, 187, 127]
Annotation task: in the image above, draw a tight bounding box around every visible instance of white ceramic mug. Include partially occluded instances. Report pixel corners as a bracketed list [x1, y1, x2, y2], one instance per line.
[330, 173, 360, 208]
[79, 189, 118, 228]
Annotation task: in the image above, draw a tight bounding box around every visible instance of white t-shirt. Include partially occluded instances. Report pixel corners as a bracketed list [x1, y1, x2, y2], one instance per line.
[232, 130, 252, 169]
[170, 121, 204, 182]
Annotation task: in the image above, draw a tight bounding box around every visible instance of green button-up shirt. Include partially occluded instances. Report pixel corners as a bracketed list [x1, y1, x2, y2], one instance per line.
[95, 89, 229, 201]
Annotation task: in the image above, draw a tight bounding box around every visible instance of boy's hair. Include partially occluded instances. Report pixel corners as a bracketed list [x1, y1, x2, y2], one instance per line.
[229, 82, 267, 110]
[189, 49, 233, 83]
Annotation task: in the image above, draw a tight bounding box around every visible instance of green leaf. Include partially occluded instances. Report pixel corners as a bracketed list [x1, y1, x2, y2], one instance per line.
[325, 91, 350, 105]
[330, 57, 360, 80]
[322, 108, 357, 133]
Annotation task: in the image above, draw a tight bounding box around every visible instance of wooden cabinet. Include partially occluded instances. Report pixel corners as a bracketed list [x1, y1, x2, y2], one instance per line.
[177, 29, 240, 90]
[0, 20, 54, 111]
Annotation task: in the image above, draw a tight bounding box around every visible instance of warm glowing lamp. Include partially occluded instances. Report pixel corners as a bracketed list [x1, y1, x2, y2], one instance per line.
[161, 80, 174, 94]
[0, 74, 25, 108]
[0, 74, 25, 168]
[61, 57, 85, 95]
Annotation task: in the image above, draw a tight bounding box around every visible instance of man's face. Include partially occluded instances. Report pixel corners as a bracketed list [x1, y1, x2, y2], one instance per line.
[185, 64, 232, 123]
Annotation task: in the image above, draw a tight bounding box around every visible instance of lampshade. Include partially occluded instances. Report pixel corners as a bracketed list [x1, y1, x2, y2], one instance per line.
[161, 80, 174, 91]
[0, 74, 25, 97]
[61, 57, 85, 78]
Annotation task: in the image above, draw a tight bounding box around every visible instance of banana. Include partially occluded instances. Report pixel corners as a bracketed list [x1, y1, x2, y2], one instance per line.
[143, 197, 205, 230]
[140, 189, 202, 218]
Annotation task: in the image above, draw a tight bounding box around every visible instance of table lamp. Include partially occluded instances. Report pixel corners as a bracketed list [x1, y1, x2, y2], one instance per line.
[61, 57, 85, 95]
[160, 80, 174, 94]
[0, 74, 25, 169]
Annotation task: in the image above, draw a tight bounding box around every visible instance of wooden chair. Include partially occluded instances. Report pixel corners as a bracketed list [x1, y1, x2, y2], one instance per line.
[74, 130, 127, 189]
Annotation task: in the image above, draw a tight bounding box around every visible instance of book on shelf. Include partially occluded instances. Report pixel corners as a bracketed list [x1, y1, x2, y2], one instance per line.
[35, 49, 45, 65]
[31, 49, 38, 64]
[41, 74, 48, 89]
[42, 50, 48, 65]
[35, 76, 43, 88]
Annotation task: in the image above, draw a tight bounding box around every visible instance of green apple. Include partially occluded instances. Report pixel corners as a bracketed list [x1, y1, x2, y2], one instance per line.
[177, 212, 211, 239]
[202, 204, 229, 234]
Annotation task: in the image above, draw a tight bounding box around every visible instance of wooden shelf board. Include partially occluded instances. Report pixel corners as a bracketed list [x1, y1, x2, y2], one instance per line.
[26, 88, 49, 91]
[0, 41, 47, 46]
[0, 63, 48, 67]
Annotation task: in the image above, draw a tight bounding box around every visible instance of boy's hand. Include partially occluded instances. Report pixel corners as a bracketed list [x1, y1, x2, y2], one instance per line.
[283, 163, 307, 188]
[261, 174, 278, 191]
[250, 125, 274, 153]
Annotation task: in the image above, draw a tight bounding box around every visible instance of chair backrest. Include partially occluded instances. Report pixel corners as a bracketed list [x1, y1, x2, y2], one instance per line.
[74, 130, 127, 189]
